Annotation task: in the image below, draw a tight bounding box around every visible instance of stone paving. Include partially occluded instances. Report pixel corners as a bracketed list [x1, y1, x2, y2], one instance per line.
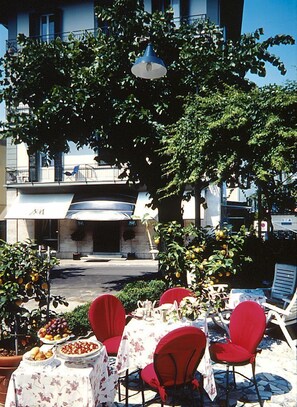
[112, 322, 297, 406]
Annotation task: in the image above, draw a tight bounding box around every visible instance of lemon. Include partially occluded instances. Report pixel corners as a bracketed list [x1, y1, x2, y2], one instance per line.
[41, 282, 48, 291]
[25, 282, 33, 290]
[31, 273, 39, 282]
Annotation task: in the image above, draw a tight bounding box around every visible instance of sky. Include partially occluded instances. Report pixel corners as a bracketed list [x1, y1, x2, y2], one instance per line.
[0, 0, 296, 121]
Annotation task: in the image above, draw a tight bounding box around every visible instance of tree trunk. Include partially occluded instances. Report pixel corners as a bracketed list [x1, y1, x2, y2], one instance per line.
[157, 195, 183, 224]
[194, 182, 202, 229]
[257, 186, 262, 238]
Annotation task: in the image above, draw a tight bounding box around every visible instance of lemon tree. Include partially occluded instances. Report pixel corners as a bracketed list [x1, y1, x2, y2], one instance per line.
[155, 222, 251, 292]
[0, 240, 67, 353]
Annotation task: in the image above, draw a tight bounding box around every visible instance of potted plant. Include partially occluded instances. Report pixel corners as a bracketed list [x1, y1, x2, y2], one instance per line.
[0, 239, 68, 403]
[71, 225, 85, 260]
[123, 229, 136, 259]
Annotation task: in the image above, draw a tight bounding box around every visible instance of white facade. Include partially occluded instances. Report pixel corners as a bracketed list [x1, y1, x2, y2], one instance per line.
[2, 0, 244, 258]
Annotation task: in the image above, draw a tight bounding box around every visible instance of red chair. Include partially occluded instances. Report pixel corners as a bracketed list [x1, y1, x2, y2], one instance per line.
[140, 326, 206, 406]
[88, 294, 128, 404]
[209, 301, 266, 407]
[159, 287, 193, 306]
[88, 294, 126, 355]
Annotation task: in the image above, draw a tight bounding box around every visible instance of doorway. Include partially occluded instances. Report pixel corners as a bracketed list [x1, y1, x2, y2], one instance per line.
[35, 219, 58, 250]
[93, 221, 120, 252]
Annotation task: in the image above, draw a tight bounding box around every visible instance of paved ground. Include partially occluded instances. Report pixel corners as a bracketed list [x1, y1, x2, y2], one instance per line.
[49, 259, 296, 406]
[113, 324, 297, 407]
[50, 258, 159, 310]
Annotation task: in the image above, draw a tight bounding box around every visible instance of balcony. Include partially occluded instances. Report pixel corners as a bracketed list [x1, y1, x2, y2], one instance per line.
[6, 14, 207, 53]
[6, 28, 97, 54]
[5, 164, 127, 185]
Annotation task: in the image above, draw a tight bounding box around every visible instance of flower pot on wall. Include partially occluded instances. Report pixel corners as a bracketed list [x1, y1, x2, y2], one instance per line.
[73, 252, 81, 260]
[127, 252, 136, 260]
[0, 355, 22, 404]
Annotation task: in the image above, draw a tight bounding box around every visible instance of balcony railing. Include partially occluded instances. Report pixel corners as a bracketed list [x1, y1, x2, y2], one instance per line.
[6, 14, 207, 53]
[6, 28, 97, 54]
[6, 164, 127, 185]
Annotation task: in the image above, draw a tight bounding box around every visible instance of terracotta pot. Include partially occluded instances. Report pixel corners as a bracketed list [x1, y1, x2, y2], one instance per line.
[73, 252, 81, 260]
[0, 355, 22, 404]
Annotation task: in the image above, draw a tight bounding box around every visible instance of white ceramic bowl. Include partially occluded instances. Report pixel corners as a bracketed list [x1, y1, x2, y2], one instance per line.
[22, 350, 55, 366]
[38, 334, 71, 345]
[56, 340, 102, 361]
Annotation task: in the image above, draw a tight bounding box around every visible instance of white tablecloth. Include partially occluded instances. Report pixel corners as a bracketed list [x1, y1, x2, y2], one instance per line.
[5, 343, 118, 407]
[115, 316, 217, 401]
[228, 288, 266, 309]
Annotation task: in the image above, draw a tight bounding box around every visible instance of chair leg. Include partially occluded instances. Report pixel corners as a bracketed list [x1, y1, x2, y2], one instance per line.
[251, 361, 263, 407]
[232, 365, 236, 389]
[125, 369, 129, 407]
[141, 375, 145, 407]
[117, 369, 129, 404]
[225, 365, 230, 407]
[200, 375, 204, 407]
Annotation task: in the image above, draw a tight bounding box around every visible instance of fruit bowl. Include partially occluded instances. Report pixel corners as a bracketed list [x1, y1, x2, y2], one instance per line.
[38, 317, 72, 344]
[22, 347, 55, 366]
[38, 334, 71, 345]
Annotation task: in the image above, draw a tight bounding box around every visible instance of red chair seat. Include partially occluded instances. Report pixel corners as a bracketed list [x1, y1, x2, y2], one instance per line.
[141, 363, 176, 389]
[210, 342, 254, 364]
[103, 336, 123, 356]
[141, 363, 161, 387]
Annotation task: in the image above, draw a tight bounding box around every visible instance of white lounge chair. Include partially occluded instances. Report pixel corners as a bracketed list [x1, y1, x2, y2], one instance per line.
[264, 289, 297, 353]
[265, 263, 297, 304]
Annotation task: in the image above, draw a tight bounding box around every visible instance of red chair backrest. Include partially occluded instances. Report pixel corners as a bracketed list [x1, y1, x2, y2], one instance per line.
[229, 301, 266, 354]
[154, 326, 206, 387]
[159, 287, 193, 306]
[88, 294, 126, 342]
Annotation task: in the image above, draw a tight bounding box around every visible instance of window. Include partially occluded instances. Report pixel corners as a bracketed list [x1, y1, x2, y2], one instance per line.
[29, 10, 62, 40]
[40, 14, 56, 42]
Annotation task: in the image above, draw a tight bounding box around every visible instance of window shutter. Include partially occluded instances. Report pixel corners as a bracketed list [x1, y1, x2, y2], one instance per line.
[180, 0, 189, 18]
[29, 13, 40, 37]
[54, 9, 63, 37]
[28, 151, 40, 182]
[152, 0, 171, 13]
[54, 152, 63, 182]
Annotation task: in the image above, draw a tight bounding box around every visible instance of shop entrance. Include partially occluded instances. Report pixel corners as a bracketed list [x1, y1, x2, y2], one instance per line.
[93, 221, 120, 252]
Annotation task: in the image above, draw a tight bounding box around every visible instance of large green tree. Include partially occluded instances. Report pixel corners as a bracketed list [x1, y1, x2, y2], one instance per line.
[160, 83, 297, 233]
[0, 0, 294, 223]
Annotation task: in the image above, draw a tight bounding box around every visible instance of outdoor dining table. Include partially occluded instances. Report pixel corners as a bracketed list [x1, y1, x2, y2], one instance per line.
[115, 314, 217, 401]
[227, 288, 267, 309]
[5, 339, 118, 407]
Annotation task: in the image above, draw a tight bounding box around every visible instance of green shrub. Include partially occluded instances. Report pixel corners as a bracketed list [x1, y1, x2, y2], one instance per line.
[117, 279, 166, 312]
[62, 279, 166, 336]
[63, 302, 91, 337]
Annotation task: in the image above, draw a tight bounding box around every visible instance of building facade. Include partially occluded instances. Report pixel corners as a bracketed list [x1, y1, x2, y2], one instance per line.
[0, 0, 245, 259]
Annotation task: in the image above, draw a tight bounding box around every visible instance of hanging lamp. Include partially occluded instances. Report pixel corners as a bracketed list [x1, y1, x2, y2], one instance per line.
[131, 43, 167, 80]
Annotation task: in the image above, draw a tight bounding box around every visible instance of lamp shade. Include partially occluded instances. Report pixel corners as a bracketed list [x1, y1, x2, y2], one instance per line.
[131, 43, 167, 80]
